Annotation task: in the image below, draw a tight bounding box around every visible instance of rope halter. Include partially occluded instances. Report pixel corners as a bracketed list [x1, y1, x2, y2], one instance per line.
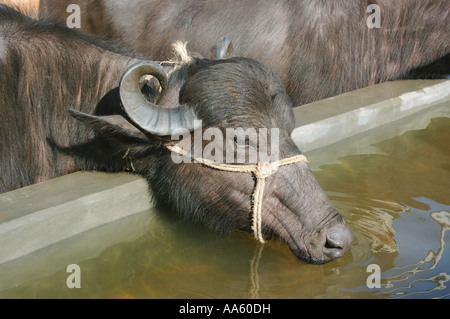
[167, 145, 308, 243]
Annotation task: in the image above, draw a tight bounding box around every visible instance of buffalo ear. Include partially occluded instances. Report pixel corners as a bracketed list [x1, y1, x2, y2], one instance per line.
[210, 37, 234, 60]
[69, 109, 151, 144]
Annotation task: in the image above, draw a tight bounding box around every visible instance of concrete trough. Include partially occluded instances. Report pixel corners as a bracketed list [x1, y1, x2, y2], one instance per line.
[0, 79, 449, 265]
[0, 171, 152, 264]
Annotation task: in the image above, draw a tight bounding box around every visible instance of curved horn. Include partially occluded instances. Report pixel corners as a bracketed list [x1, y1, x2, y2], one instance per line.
[119, 61, 200, 136]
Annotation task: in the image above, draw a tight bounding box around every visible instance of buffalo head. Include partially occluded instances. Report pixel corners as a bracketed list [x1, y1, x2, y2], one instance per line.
[72, 43, 353, 264]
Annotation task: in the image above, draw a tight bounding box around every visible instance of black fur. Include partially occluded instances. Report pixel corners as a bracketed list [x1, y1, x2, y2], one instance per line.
[40, 0, 450, 105]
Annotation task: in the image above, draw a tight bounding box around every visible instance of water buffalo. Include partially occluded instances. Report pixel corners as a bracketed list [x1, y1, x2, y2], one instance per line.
[39, 0, 450, 106]
[0, 5, 353, 264]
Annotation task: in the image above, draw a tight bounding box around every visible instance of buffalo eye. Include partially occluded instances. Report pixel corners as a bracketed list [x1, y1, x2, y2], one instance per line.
[234, 136, 256, 149]
[271, 93, 278, 101]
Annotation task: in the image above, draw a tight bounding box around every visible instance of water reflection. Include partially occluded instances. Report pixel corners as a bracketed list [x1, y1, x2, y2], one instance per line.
[381, 204, 450, 298]
[316, 116, 450, 298]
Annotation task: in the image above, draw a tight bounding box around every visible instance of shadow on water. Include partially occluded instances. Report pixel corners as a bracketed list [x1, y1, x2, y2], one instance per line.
[0, 110, 449, 299]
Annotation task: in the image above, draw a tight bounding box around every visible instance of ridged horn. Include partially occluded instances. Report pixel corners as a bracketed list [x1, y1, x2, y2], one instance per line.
[119, 61, 200, 136]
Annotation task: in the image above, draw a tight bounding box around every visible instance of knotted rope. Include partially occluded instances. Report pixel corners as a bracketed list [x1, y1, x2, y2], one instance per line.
[167, 145, 308, 243]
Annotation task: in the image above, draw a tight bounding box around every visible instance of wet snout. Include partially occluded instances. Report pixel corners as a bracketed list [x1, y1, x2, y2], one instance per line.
[323, 222, 354, 261]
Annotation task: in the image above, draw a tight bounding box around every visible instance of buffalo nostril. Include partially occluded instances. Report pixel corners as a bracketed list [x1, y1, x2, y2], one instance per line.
[323, 224, 354, 260]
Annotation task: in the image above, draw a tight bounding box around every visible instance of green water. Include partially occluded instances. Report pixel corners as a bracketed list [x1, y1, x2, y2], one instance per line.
[0, 103, 449, 299]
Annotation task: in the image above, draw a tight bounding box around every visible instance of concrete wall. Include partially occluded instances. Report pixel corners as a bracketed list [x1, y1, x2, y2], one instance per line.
[0, 172, 151, 264]
[292, 79, 450, 152]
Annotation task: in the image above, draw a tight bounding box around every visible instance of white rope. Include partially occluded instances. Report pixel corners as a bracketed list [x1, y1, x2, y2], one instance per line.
[167, 145, 308, 243]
